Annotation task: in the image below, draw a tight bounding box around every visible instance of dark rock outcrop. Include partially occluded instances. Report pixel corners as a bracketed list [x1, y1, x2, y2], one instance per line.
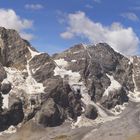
[1, 82, 11, 95]
[101, 87, 129, 109]
[0, 99, 24, 131]
[85, 105, 98, 120]
[0, 27, 36, 70]
[35, 98, 64, 127]
[43, 77, 82, 120]
[29, 53, 55, 82]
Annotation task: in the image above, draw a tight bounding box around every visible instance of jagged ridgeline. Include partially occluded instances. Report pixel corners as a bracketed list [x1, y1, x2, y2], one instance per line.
[0, 27, 140, 139]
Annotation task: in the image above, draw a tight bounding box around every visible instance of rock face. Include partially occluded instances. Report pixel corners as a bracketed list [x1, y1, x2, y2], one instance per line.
[42, 77, 82, 120]
[29, 53, 55, 82]
[35, 98, 64, 127]
[0, 27, 139, 135]
[0, 99, 24, 131]
[53, 43, 134, 109]
[133, 56, 140, 90]
[0, 27, 33, 70]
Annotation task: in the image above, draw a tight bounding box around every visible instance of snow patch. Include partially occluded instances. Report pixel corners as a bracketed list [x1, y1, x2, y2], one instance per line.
[71, 60, 77, 62]
[2, 94, 9, 109]
[72, 115, 118, 129]
[32, 66, 41, 74]
[26, 59, 45, 95]
[128, 91, 140, 102]
[4, 66, 44, 96]
[28, 46, 40, 59]
[54, 58, 68, 68]
[0, 126, 16, 136]
[54, 66, 81, 85]
[81, 85, 108, 117]
[129, 56, 134, 64]
[82, 44, 91, 59]
[110, 103, 128, 115]
[73, 51, 81, 54]
[103, 74, 122, 97]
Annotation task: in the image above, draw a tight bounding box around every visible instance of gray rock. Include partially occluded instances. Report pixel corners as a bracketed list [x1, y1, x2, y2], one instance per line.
[0, 93, 3, 113]
[35, 98, 65, 127]
[0, 27, 37, 70]
[53, 43, 134, 109]
[133, 56, 140, 91]
[0, 99, 24, 131]
[43, 77, 82, 120]
[29, 53, 56, 82]
[85, 105, 98, 120]
[101, 87, 129, 109]
[1, 82, 11, 94]
[0, 63, 6, 82]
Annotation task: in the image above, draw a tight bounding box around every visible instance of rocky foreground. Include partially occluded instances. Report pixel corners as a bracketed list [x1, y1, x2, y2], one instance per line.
[0, 27, 139, 140]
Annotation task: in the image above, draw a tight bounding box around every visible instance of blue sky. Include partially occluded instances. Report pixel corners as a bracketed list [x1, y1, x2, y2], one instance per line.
[0, 0, 140, 55]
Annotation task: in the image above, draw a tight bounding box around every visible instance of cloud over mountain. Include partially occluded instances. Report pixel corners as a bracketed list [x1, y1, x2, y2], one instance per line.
[0, 8, 34, 40]
[60, 11, 140, 55]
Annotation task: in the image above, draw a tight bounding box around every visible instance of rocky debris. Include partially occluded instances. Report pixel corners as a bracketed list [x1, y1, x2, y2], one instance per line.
[85, 105, 98, 120]
[0, 99, 24, 131]
[1, 82, 11, 95]
[35, 98, 65, 127]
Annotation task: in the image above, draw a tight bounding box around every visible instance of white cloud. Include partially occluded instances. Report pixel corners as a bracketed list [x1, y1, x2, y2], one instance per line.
[25, 4, 44, 10]
[20, 32, 34, 41]
[60, 11, 140, 55]
[85, 4, 93, 9]
[0, 8, 34, 40]
[93, 0, 101, 3]
[131, 6, 140, 10]
[121, 12, 139, 21]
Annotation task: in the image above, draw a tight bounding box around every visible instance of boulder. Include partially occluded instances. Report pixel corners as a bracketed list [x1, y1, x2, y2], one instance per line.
[35, 98, 65, 127]
[0, 99, 24, 131]
[43, 77, 82, 120]
[85, 105, 98, 120]
[1, 82, 11, 94]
